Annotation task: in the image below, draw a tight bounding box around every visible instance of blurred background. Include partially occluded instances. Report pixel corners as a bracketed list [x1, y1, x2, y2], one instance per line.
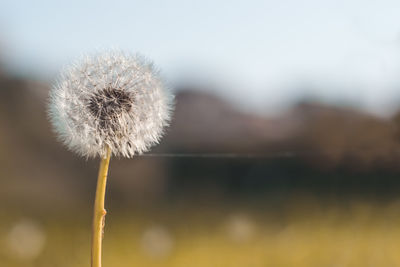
[2, 0, 400, 266]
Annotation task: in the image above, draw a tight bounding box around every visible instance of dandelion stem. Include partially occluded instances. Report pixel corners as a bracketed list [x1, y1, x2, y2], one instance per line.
[91, 146, 111, 267]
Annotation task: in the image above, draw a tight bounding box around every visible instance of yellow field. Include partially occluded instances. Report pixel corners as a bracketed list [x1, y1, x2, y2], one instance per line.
[2, 199, 400, 267]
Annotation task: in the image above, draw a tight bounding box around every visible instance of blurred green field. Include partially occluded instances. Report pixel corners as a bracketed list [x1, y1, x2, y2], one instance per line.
[2, 199, 400, 267]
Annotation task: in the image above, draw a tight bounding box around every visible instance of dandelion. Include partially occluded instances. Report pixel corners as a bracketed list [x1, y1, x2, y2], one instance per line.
[48, 51, 173, 267]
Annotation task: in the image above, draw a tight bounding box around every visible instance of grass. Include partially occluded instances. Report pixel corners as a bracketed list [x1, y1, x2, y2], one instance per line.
[2, 198, 400, 267]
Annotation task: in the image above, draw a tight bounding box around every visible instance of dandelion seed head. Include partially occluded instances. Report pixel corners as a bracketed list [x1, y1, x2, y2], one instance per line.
[48, 51, 173, 158]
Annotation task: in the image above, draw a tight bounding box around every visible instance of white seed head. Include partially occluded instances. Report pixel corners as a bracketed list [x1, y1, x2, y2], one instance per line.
[48, 51, 173, 158]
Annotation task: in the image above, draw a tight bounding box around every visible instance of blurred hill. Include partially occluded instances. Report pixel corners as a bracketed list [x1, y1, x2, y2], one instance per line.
[1, 70, 400, 211]
[167, 89, 400, 170]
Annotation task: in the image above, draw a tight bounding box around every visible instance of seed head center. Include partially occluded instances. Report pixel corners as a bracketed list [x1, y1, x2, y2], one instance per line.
[88, 87, 132, 129]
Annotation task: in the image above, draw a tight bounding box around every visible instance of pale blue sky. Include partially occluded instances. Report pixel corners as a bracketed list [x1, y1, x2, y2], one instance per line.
[1, 0, 400, 115]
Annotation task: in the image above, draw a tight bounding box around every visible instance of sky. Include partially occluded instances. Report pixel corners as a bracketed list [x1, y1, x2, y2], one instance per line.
[1, 0, 400, 115]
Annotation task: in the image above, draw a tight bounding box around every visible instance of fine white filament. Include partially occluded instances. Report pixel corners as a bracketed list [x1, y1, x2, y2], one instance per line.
[49, 51, 173, 158]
